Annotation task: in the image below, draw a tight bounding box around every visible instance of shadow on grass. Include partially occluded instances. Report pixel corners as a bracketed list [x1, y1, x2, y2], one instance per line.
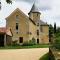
[39, 52, 55, 60]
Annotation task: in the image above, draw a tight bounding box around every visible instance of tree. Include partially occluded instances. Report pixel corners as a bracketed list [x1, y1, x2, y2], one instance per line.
[49, 24, 54, 42]
[54, 22, 56, 33]
[6, 0, 12, 4]
[53, 27, 60, 49]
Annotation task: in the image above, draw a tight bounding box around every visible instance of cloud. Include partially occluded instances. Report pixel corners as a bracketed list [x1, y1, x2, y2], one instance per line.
[16, 0, 52, 11]
[16, 0, 35, 3]
[0, 0, 60, 27]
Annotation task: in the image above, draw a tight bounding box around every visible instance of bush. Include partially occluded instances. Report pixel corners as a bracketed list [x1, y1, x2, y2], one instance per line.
[23, 40, 33, 46]
[12, 40, 18, 46]
[53, 33, 60, 50]
[32, 37, 36, 45]
[23, 37, 36, 46]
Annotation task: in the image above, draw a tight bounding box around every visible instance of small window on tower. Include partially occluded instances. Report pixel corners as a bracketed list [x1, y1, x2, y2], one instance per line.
[40, 26, 43, 32]
[37, 30, 39, 35]
[37, 23, 39, 26]
[37, 13, 38, 16]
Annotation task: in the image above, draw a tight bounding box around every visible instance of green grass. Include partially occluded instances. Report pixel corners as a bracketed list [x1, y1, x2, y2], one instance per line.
[0, 44, 49, 49]
[39, 52, 55, 60]
[39, 53, 49, 60]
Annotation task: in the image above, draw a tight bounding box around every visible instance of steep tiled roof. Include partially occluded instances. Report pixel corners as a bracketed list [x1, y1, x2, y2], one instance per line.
[28, 3, 40, 14]
[0, 28, 12, 36]
[35, 20, 48, 25]
[39, 20, 48, 25]
[0, 28, 6, 33]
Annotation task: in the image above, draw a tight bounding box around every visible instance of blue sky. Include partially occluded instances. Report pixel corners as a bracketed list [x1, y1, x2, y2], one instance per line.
[0, 0, 60, 27]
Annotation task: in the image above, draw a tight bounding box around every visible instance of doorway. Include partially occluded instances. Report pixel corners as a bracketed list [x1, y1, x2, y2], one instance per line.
[0, 34, 4, 46]
[19, 37, 23, 43]
[37, 39, 39, 44]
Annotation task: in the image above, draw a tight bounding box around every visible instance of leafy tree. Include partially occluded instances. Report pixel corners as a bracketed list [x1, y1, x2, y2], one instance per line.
[53, 27, 60, 49]
[54, 22, 56, 33]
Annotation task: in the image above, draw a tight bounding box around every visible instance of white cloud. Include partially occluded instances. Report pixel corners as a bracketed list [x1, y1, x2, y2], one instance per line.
[0, 0, 60, 27]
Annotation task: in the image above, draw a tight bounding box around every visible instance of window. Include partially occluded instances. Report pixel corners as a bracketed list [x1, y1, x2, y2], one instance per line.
[37, 39, 39, 44]
[16, 15, 19, 23]
[37, 13, 38, 16]
[40, 26, 43, 32]
[16, 23, 18, 30]
[16, 15, 19, 19]
[19, 37, 23, 43]
[37, 30, 39, 35]
[37, 23, 39, 26]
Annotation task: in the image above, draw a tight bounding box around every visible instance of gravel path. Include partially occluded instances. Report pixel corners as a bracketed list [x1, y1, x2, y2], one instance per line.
[0, 48, 49, 60]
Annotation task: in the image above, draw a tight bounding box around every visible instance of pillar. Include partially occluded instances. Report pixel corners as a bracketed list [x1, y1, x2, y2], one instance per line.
[4, 34, 6, 46]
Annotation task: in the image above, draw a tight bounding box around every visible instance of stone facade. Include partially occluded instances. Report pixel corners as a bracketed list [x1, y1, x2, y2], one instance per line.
[6, 4, 49, 44]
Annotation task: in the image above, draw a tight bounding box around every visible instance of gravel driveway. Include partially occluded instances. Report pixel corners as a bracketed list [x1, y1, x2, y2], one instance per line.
[0, 48, 49, 60]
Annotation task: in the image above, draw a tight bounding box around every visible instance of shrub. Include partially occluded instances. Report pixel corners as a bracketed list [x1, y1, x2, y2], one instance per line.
[23, 37, 36, 46]
[12, 40, 18, 46]
[23, 40, 33, 46]
[32, 37, 36, 45]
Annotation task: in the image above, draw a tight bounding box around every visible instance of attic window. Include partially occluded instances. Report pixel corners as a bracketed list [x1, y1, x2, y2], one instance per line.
[16, 15, 19, 20]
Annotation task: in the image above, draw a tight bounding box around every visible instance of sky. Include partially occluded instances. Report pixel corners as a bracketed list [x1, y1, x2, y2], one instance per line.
[0, 0, 60, 27]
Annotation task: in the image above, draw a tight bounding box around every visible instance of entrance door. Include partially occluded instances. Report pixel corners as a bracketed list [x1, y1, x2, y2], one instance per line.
[0, 34, 4, 46]
[37, 39, 39, 44]
[19, 37, 23, 43]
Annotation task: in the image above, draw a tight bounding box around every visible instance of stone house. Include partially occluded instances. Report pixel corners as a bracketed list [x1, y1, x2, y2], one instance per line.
[0, 3, 49, 46]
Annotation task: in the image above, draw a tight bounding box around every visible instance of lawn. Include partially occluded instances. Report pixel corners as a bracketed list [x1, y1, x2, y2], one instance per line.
[39, 52, 55, 60]
[39, 53, 49, 60]
[0, 44, 49, 49]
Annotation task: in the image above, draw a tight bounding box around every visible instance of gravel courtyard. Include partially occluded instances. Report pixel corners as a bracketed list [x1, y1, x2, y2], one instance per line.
[0, 48, 49, 60]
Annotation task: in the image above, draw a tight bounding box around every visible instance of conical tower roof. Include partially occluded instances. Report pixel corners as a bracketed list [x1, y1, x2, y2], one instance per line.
[28, 3, 40, 14]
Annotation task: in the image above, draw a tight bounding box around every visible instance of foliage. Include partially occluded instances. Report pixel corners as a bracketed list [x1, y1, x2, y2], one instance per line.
[23, 40, 33, 46]
[54, 22, 56, 33]
[12, 40, 18, 46]
[49, 24, 54, 42]
[39, 53, 49, 60]
[53, 27, 60, 49]
[40, 52, 55, 60]
[23, 38, 36, 46]
[6, 0, 12, 4]
[32, 37, 36, 45]
[0, 44, 49, 49]
[49, 49, 55, 60]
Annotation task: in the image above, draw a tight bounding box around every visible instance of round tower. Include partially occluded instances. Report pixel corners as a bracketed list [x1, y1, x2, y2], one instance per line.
[28, 3, 41, 22]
